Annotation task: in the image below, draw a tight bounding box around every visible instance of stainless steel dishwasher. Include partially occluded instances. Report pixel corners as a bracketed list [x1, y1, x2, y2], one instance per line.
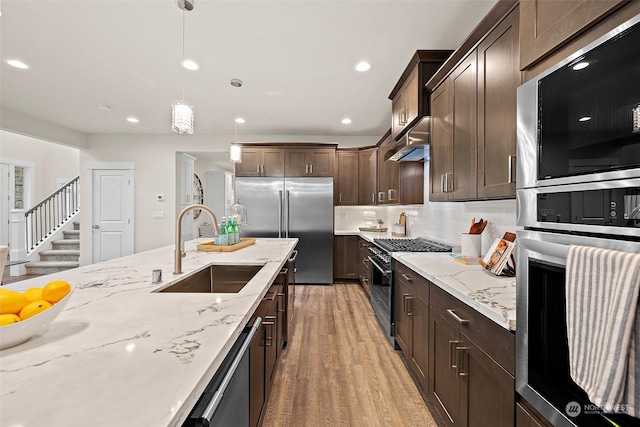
[183, 317, 261, 427]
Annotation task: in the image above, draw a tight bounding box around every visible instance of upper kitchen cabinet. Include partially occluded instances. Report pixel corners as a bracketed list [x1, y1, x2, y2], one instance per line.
[335, 149, 359, 206]
[376, 130, 400, 205]
[519, 0, 627, 70]
[358, 148, 378, 205]
[429, 1, 520, 201]
[235, 147, 285, 177]
[389, 51, 453, 142]
[285, 147, 335, 177]
[477, 6, 520, 198]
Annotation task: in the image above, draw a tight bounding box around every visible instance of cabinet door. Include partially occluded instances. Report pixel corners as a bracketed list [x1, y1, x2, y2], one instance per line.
[410, 294, 429, 393]
[308, 149, 334, 176]
[394, 279, 412, 353]
[450, 52, 478, 200]
[477, 7, 520, 199]
[429, 80, 451, 202]
[358, 148, 378, 205]
[336, 151, 359, 205]
[391, 92, 405, 140]
[264, 301, 278, 396]
[399, 162, 424, 205]
[262, 148, 285, 177]
[358, 240, 371, 295]
[516, 402, 550, 427]
[235, 148, 262, 177]
[285, 149, 308, 177]
[519, 0, 626, 70]
[249, 307, 267, 427]
[377, 138, 389, 204]
[430, 308, 461, 426]
[333, 235, 358, 279]
[460, 336, 515, 427]
[404, 67, 420, 127]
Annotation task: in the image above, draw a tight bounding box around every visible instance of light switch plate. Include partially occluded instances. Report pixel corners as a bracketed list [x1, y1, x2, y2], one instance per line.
[152, 211, 165, 219]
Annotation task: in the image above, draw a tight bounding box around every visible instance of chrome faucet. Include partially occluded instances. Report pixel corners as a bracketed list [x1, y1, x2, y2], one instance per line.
[174, 204, 219, 274]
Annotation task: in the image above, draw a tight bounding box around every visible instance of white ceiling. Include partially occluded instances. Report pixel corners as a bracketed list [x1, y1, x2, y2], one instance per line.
[0, 0, 498, 138]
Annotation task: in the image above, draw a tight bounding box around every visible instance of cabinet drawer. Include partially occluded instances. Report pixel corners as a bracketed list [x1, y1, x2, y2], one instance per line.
[395, 261, 429, 303]
[430, 283, 515, 375]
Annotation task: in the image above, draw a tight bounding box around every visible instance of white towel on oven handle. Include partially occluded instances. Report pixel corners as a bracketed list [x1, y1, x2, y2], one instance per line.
[566, 245, 640, 417]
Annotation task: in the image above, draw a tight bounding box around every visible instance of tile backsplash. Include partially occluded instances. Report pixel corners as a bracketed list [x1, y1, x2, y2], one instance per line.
[335, 198, 518, 253]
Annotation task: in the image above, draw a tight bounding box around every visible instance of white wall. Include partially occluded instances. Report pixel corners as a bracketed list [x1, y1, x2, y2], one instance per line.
[0, 130, 80, 204]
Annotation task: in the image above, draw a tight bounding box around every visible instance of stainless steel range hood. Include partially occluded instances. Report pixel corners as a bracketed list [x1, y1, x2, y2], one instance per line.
[385, 116, 431, 162]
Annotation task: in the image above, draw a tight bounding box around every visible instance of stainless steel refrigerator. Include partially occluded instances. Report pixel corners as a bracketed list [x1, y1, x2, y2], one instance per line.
[234, 177, 333, 285]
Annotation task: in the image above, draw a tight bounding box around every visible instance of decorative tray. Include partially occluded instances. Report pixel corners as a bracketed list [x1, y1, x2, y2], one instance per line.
[196, 238, 256, 252]
[358, 227, 388, 232]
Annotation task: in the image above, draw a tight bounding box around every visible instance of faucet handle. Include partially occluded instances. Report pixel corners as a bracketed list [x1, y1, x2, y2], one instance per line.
[181, 251, 186, 258]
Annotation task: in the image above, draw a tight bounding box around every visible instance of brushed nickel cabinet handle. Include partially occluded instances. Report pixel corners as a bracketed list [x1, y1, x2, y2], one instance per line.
[262, 164, 265, 176]
[379, 191, 385, 202]
[372, 193, 376, 204]
[447, 309, 469, 325]
[456, 347, 469, 377]
[401, 273, 412, 282]
[508, 155, 516, 184]
[449, 340, 461, 368]
[407, 296, 414, 316]
[305, 164, 309, 174]
[402, 294, 409, 312]
[441, 174, 445, 193]
[339, 193, 342, 204]
[277, 293, 285, 312]
[257, 164, 261, 175]
[310, 164, 313, 174]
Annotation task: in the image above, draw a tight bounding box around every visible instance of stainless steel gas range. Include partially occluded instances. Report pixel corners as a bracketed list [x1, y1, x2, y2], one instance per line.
[368, 237, 452, 346]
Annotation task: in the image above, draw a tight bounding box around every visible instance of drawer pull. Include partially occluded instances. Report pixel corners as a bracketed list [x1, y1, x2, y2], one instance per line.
[447, 309, 469, 325]
[401, 273, 412, 282]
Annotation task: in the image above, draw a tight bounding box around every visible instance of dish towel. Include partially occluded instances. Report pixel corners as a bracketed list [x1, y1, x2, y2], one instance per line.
[566, 245, 640, 417]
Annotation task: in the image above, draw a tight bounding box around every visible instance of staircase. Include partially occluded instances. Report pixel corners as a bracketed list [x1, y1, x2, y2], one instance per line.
[26, 222, 80, 275]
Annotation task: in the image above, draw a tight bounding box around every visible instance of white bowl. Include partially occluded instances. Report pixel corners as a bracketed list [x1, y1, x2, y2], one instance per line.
[0, 285, 75, 350]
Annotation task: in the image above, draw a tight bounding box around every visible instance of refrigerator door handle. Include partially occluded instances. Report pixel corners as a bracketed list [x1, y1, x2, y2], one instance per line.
[278, 190, 283, 238]
[285, 190, 290, 238]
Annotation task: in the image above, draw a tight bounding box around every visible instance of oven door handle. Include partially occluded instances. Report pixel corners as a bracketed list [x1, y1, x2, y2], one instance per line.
[368, 256, 392, 277]
[520, 237, 569, 260]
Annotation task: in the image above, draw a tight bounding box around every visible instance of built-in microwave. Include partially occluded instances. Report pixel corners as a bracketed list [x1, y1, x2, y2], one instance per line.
[517, 13, 640, 190]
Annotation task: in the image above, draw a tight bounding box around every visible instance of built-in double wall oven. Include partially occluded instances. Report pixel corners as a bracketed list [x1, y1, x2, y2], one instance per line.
[516, 12, 640, 427]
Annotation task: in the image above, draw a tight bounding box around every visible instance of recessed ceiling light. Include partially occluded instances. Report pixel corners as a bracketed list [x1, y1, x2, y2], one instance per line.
[355, 61, 371, 72]
[341, 118, 352, 125]
[6, 59, 29, 69]
[578, 116, 591, 122]
[182, 59, 199, 70]
[126, 117, 139, 123]
[572, 62, 589, 71]
[235, 117, 246, 124]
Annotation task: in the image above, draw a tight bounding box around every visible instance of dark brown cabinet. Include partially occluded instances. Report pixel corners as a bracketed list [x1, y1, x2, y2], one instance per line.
[249, 270, 288, 427]
[394, 262, 430, 394]
[519, 0, 626, 70]
[430, 53, 478, 201]
[376, 131, 400, 205]
[477, 6, 520, 199]
[235, 147, 285, 177]
[358, 148, 378, 205]
[335, 150, 359, 205]
[358, 238, 371, 296]
[516, 401, 553, 427]
[429, 283, 515, 427]
[285, 148, 335, 177]
[333, 235, 359, 280]
[390, 51, 453, 142]
[399, 162, 424, 205]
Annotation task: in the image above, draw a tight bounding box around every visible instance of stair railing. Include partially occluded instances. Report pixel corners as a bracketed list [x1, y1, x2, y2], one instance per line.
[25, 176, 80, 252]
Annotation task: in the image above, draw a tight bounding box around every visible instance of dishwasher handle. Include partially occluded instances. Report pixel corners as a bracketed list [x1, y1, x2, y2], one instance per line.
[200, 317, 262, 422]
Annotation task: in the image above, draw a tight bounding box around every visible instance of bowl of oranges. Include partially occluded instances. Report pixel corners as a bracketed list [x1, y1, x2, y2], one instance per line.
[0, 280, 74, 349]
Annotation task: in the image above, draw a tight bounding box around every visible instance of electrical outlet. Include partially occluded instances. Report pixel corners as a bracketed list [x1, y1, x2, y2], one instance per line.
[489, 219, 500, 237]
[152, 211, 165, 219]
[340, 212, 346, 220]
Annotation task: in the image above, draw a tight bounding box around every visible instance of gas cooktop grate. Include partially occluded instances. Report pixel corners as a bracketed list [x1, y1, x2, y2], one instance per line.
[373, 237, 452, 253]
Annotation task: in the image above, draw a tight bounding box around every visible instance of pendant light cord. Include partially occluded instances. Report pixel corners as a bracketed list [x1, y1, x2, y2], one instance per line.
[181, 11, 185, 101]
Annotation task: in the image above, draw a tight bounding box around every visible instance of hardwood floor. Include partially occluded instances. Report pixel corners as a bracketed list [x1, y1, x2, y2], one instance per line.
[262, 282, 437, 427]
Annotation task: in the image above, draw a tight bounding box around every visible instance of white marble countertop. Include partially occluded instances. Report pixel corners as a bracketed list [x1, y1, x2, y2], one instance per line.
[393, 252, 516, 331]
[0, 237, 297, 427]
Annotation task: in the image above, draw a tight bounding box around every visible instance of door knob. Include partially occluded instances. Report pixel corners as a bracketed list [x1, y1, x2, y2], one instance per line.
[92, 225, 100, 229]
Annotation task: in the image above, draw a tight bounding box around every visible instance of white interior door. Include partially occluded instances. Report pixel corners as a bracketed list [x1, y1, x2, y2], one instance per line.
[92, 169, 134, 263]
[0, 164, 9, 246]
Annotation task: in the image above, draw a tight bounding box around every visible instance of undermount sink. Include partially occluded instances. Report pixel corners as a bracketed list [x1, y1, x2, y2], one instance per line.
[157, 264, 263, 293]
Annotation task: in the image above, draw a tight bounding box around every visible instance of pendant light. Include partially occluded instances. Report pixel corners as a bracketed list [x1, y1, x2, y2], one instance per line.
[171, 9, 194, 134]
[230, 78, 243, 163]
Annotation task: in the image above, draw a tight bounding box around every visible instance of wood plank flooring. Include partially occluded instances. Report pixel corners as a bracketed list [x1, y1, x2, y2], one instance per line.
[262, 282, 437, 427]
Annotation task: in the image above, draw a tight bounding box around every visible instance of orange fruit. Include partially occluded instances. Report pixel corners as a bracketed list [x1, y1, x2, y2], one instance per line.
[24, 287, 44, 302]
[0, 313, 21, 326]
[19, 300, 52, 320]
[43, 280, 71, 303]
[0, 291, 29, 315]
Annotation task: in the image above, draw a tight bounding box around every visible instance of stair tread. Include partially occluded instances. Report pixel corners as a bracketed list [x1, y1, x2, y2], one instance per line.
[27, 261, 79, 267]
[63, 230, 80, 235]
[39, 249, 80, 255]
[52, 239, 80, 244]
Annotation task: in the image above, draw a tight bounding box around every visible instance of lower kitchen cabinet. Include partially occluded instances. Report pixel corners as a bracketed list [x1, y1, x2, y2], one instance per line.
[394, 261, 430, 393]
[249, 270, 288, 427]
[358, 238, 371, 296]
[429, 284, 515, 427]
[516, 401, 553, 427]
[334, 235, 359, 280]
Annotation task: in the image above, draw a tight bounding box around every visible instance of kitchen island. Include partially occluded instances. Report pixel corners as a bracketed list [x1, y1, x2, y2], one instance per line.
[0, 237, 297, 427]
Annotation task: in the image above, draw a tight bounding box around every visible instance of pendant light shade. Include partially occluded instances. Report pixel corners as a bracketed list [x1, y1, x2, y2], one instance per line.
[172, 101, 194, 134]
[229, 78, 243, 163]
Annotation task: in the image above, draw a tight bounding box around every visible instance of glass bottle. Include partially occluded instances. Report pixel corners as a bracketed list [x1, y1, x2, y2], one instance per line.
[227, 218, 235, 245]
[220, 217, 228, 246]
[232, 218, 240, 244]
